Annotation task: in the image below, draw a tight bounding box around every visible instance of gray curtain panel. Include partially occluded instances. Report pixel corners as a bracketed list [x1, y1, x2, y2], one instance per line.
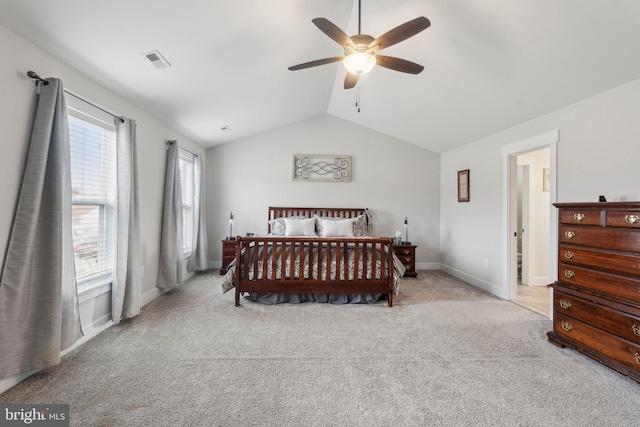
[112, 118, 142, 324]
[0, 78, 83, 379]
[157, 141, 184, 288]
[187, 154, 209, 272]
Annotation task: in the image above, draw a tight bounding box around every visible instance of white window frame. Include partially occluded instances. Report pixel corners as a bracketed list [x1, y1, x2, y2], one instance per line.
[178, 148, 195, 257]
[67, 97, 117, 292]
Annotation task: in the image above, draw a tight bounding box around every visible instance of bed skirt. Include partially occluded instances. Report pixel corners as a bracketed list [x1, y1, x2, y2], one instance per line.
[241, 292, 387, 304]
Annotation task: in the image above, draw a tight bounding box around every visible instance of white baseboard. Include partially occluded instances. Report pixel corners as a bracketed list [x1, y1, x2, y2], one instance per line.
[533, 276, 551, 286]
[440, 263, 507, 299]
[142, 286, 169, 306]
[521, 277, 551, 286]
[62, 315, 113, 357]
[415, 262, 440, 270]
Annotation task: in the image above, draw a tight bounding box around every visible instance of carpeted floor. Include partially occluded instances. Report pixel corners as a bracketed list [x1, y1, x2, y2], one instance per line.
[1, 271, 639, 426]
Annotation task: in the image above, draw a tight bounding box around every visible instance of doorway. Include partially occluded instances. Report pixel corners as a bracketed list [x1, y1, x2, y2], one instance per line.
[502, 130, 558, 319]
[512, 149, 551, 315]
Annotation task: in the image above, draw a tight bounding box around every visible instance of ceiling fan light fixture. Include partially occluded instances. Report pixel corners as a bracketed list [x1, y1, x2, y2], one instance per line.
[343, 52, 376, 75]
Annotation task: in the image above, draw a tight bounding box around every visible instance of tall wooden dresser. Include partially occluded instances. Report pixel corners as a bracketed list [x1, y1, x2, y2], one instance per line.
[548, 202, 640, 383]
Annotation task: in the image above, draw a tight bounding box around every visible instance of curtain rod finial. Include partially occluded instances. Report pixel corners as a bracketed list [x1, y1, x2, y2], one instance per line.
[27, 70, 49, 85]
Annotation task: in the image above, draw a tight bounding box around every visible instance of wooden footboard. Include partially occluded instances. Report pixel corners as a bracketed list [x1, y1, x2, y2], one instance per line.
[234, 237, 395, 307]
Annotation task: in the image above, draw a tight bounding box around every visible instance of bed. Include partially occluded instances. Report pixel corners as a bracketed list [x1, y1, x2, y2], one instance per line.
[221, 207, 405, 306]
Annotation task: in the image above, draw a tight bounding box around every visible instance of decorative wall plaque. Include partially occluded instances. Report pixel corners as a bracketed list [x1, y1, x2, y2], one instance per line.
[293, 155, 352, 182]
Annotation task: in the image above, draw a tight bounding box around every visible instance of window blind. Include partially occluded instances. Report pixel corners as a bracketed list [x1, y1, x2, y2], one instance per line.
[178, 149, 194, 255]
[68, 109, 117, 283]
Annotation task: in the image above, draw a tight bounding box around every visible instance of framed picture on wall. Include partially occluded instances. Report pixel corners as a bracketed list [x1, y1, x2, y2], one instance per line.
[458, 169, 470, 202]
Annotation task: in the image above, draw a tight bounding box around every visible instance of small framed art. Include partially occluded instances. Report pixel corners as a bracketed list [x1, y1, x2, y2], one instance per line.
[457, 169, 470, 202]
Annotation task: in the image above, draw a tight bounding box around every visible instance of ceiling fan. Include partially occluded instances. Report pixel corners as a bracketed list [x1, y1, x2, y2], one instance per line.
[288, 0, 431, 89]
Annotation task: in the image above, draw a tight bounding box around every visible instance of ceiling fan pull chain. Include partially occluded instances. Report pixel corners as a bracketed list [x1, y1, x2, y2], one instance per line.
[356, 87, 361, 113]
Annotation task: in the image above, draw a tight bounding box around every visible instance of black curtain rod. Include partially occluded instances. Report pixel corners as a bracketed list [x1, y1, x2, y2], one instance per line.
[167, 140, 199, 158]
[27, 70, 125, 123]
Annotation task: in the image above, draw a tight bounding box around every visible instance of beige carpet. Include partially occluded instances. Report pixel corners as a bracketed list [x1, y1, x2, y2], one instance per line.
[1, 271, 639, 426]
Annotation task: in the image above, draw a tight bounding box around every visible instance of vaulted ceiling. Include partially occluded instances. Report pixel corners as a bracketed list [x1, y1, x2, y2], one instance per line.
[2, 0, 640, 153]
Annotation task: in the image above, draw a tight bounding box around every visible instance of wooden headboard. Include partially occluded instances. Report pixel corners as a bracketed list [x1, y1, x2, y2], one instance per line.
[268, 207, 368, 233]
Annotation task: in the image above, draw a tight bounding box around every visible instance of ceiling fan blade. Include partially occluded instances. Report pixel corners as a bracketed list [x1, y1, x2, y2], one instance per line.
[344, 73, 359, 89]
[288, 56, 344, 71]
[368, 17, 431, 52]
[375, 55, 424, 74]
[312, 18, 356, 49]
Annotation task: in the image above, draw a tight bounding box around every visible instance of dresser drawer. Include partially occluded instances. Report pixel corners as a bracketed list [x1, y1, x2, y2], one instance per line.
[559, 245, 640, 278]
[559, 209, 603, 226]
[397, 255, 415, 265]
[553, 313, 640, 373]
[606, 210, 640, 229]
[559, 225, 640, 253]
[559, 263, 640, 304]
[554, 289, 640, 345]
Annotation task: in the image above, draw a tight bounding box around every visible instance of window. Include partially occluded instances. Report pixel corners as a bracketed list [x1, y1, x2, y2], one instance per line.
[178, 148, 195, 256]
[68, 103, 117, 286]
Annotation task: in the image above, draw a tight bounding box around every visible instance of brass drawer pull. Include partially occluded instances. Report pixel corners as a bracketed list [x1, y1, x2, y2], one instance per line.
[564, 270, 575, 279]
[564, 231, 575, 239]
[625, 215, 639, 225]
[560, 320, 573, 332]
[632, 325, 640, 337]
[573, 213, 585, 222]
[635, 353, 640, 365]
[564, 251, 574, 259]
[559, 299, 572, 309]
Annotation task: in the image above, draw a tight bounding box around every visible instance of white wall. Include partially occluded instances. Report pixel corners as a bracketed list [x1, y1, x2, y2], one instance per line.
[527, 148, 551, 284]
[205, 114, 441, 269]
[0, 24, 206, 391]
[517, 148, 551, 285]
[440, 78, 640, 298]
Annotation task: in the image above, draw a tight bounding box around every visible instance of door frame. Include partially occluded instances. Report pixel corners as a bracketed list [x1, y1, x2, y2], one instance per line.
[502, 130, 558, 316]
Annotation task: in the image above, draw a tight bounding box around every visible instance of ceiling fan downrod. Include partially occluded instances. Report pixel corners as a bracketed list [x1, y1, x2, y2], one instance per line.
[358, 0, 362, 35]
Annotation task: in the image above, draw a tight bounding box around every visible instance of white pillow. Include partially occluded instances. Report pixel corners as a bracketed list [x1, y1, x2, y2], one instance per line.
[321, 218, 354, 237]
[269, 216, 307, 236]
[284, 217, 316, 237]
[314, 214, 368, 237]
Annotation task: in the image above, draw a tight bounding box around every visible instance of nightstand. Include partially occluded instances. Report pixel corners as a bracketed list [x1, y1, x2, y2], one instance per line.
[393, 244, 417, 277]
[220, 239, 238, 275]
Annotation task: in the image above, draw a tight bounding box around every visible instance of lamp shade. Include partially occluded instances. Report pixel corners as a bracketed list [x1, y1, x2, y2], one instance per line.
[343, 52, 376, 75]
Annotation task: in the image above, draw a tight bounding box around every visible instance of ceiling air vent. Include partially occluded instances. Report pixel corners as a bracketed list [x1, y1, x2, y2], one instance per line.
[142, 50, 171, 70]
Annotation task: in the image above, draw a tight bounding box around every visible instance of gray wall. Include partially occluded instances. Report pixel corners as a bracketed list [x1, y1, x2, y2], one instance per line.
[205, 114, 441, 270]
[440, 77, 640, 298]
